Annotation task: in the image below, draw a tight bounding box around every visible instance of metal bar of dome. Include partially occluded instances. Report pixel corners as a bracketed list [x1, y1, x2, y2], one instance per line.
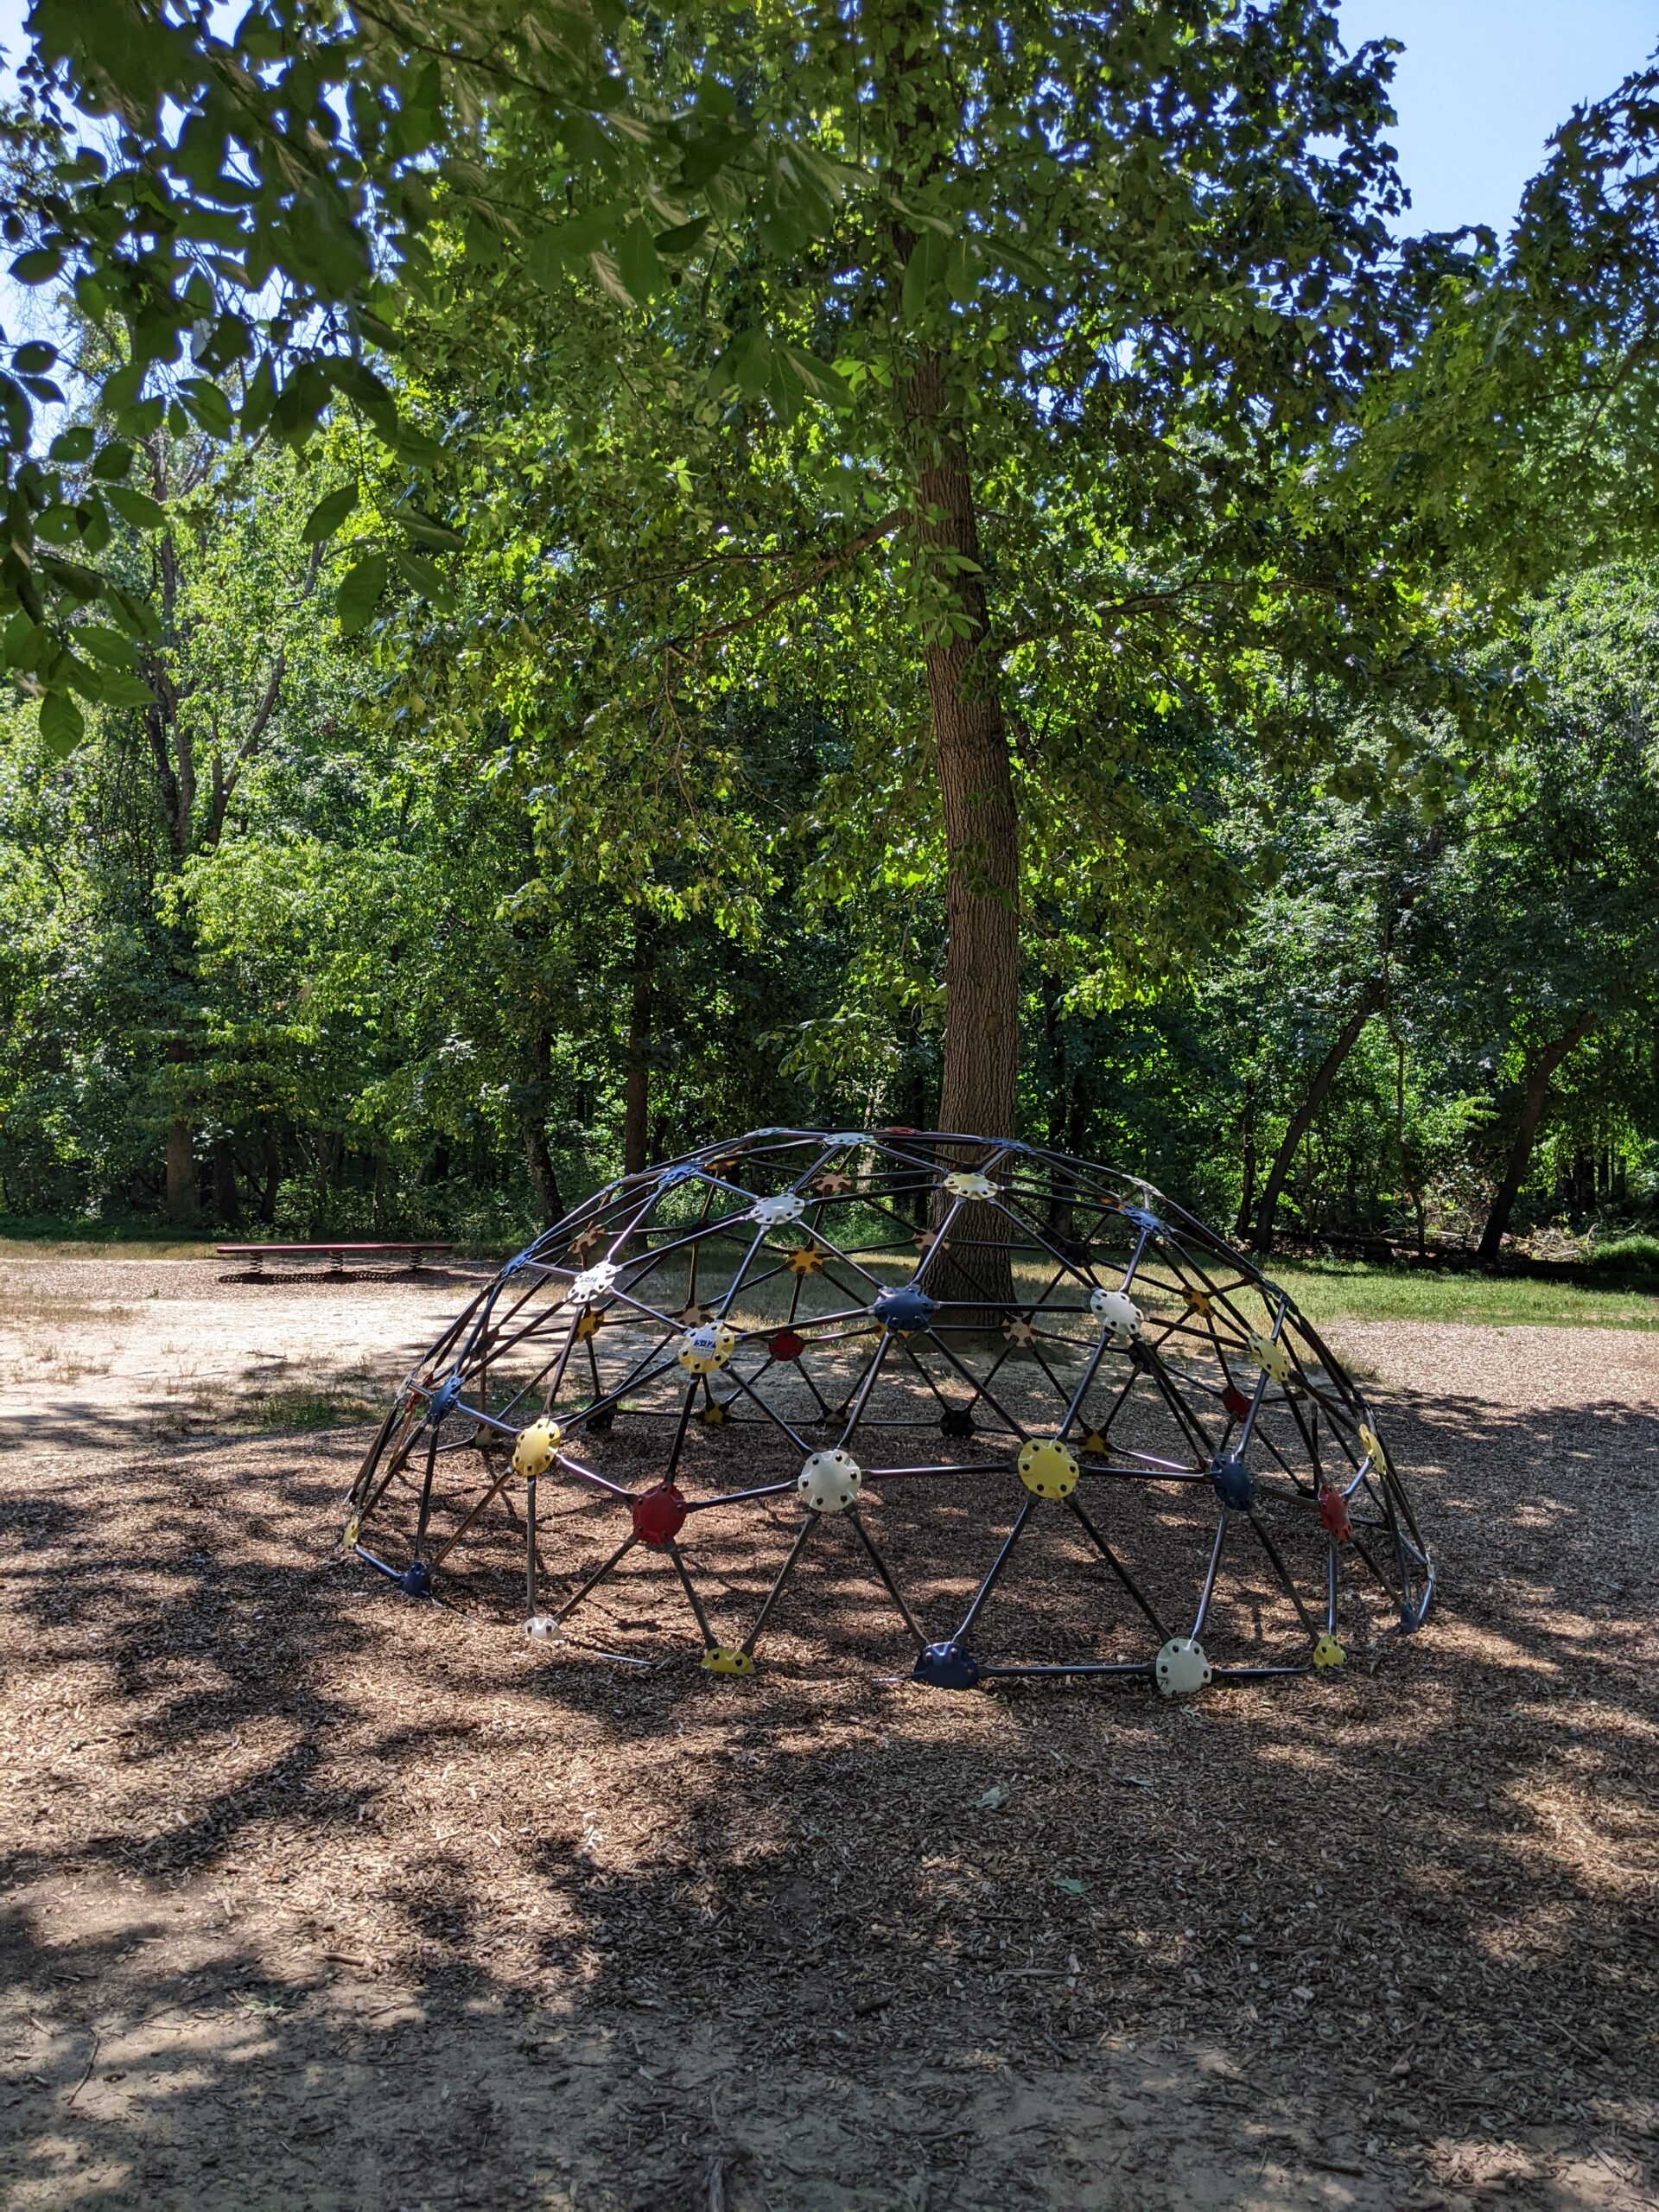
[412, 1427, 440, 1553]
[954, 1497, 1038, 1643]
[843, 1509, 928, 1642]
[524, 1476, 538, 1616]
[662, 1540, 717, 1647]
[908, 1329, 1034, 1441]
[1065, 1494, 1171, 1642]
[714, 1363, 817, 1455]
[833, 1326, 895, 1447]
[683, 1478, 798, 1510]
[554, 1532, 639, 1623]
[740, 1515, 818, 1655]
[1243, 1507, 1323, 1642]
[1190, 1513, 1229, 1639]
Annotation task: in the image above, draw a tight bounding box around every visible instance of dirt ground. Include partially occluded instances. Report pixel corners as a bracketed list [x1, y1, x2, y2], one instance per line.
[2, 1258, 1656, 2211]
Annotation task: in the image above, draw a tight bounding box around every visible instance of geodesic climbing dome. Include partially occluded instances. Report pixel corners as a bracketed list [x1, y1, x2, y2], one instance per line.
[342, 1129, 1433, 1690]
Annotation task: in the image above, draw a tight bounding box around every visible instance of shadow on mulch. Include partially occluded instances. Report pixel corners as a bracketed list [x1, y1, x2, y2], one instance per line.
[0, 1379, 1654, 2211]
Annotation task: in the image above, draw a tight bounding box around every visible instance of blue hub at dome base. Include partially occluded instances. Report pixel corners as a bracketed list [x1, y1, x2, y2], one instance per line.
[913, 1640, 982, 1690]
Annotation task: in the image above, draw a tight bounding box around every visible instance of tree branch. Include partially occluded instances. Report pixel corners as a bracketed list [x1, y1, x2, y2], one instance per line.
[657, 510, 908, 656]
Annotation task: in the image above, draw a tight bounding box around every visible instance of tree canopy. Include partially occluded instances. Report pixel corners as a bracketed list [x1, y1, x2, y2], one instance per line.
[1, 3, 1656, 1263]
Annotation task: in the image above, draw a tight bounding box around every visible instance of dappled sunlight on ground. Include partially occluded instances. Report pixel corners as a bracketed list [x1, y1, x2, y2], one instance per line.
[0, 1277, 1654, 2209]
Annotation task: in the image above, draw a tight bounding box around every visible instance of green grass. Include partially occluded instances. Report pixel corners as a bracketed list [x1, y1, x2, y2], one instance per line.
[233, 1383, 386, 1431]
[0, 1235, 222, 1262]
[1268, 1258, 1659, 1332]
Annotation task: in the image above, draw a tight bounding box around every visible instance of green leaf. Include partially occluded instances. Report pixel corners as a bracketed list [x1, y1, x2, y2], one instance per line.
[719, 327, 774, 397]
[614, 223, 664, 302]
[11, 248, 65, 285]
[89, 669, 156, 708]
[394, 505, 463, 552]
[39, 689, 84, 757]
[91, 442, 135, 481]
[678, 124, 751, 193]
[328, 359, 394, 410]
[653, 215, 712, 258]
[392, 419, 443, 469]
[302, 483, 360, 543]
[72, 622, 138, 670]
[3, 612, 50, 671]
[901, 228, 951, 322]
[14, 341, 58, 373]
[104, 484, 167, 531]
[526, 207, 619, 289]
[780, 345, 844, 407]
[392, 547, 457, 611]
[337, 551, 388, 635]
[586, 248, 632, 307]
[48, 425, 95, 463]
[180, 378, 232, 436]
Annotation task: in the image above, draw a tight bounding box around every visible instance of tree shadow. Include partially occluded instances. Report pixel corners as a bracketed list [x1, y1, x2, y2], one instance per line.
[0, 1376, 1655, 2210]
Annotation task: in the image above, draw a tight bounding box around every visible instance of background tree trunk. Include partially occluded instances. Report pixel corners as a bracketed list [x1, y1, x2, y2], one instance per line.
[1235, 1077, 1257, 1243]
[165, 1122, 199, 1224]
[523, 1021, 563, 1224]
[1477, 1011, 1599, 1261]
[211, 1137, 241, 1228]
[524, 1125, 563, 1225]
[623, 916, 654, 1179]
[1253, 977, 1386, 1252]
[257, 1136, 282, 1224]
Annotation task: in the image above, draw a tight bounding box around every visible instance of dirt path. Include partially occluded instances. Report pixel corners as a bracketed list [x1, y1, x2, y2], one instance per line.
[2, 1268, 1655, 2210]
[0, 1258, 491, 1444]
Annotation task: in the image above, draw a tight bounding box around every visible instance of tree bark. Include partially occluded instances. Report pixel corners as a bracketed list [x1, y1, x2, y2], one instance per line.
[1477, 1011, 1600, 1262]
[623, 915, 654, 1179]
[1253, 976, 1386, 1253]
[901, 352, 1020, 1142]
[523, 1021, 563, 1225]
[524, 1125, 563, 1226]
[165, 1120, 199, 1224]
[258, 1135, 282, 1224]
[1235, 1077, 1258, 1243]
[211, 1137, 241, 1229]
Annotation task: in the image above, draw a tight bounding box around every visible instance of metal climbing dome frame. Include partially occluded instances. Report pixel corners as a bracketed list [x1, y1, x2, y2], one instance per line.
[342, 1128, 1434, 1691]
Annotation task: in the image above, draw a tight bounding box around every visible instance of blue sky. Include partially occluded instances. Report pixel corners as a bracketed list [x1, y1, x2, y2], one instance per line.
[1336, 0, 1658, 235]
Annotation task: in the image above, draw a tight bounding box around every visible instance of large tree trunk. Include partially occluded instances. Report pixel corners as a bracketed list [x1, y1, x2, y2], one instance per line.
[623, 916, 654, 1179]
[899, 356, 1020, 1318]
[1477, 1011, 1599, 1262]
[1253, 977, 1386, 1253]
[165, 1120, 198, 1224]
[901, 354, 1020, 1143]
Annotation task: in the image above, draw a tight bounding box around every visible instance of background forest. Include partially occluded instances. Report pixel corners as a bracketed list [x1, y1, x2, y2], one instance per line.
[1, 2, 1656, 1265]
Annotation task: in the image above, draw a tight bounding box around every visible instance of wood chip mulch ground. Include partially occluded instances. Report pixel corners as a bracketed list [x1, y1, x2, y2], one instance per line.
[1, 1303, 1655, 2211]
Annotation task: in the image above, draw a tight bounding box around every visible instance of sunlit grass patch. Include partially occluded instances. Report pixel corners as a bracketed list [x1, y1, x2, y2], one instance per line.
[232, 1383, 385, 1432]
[1268, 1259, 1659, 1332]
